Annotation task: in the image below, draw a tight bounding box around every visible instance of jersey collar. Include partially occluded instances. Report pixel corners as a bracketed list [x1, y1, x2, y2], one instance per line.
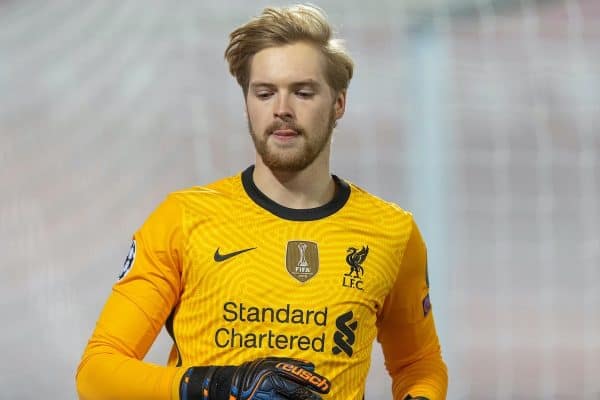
[241, 165, 350, 221]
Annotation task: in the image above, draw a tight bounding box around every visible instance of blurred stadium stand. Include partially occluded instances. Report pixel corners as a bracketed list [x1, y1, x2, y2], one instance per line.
[1, 1, 598, 398]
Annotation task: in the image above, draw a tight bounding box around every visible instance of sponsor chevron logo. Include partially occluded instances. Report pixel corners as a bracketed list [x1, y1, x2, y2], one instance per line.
[332, 311, 357, 357]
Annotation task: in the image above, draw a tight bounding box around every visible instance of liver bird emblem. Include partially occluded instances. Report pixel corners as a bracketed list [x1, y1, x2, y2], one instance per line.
[345, 246, 369, 278]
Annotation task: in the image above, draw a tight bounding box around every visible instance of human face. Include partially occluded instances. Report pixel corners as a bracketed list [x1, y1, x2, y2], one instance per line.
[246, 41, 345, 173]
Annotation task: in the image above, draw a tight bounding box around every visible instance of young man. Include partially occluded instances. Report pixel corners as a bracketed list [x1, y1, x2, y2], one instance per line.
[76, 5, 448, 400]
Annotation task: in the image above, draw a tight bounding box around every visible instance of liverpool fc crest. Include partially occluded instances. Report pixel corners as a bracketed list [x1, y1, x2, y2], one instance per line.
[342, 245, 368, 290]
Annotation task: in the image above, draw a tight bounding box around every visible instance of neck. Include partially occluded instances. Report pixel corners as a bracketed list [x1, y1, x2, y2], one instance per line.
[252, 153, 335, 209]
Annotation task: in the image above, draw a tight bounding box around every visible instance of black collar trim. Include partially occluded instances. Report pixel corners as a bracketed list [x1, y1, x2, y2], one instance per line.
[241, 165, 350, 221]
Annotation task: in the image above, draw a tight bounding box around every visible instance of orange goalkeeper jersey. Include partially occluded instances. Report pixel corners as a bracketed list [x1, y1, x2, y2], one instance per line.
[76, 166, 448, 399]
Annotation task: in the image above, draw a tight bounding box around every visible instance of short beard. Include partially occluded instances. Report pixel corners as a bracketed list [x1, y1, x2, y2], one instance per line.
[248, 108, 337, 173]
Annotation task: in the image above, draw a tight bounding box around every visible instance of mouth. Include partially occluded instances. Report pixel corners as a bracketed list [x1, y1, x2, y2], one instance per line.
[271, 128, 299, 141]
[272, 128, 298, 136]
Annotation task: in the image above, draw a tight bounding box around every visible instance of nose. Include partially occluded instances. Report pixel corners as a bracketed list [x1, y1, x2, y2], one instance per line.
[273, 93, 294, 120]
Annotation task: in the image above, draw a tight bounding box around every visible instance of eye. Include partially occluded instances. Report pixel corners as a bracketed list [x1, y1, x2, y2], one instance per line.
[256, 91, 273, 100]
[296, 90, 314, 98]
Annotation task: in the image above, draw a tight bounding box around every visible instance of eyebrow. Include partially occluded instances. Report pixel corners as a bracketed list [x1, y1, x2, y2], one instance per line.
[249, 79, 322, 91]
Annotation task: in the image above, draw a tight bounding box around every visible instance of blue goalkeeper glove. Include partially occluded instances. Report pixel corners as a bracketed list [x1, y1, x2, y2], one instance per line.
[180, 357, 331, 400]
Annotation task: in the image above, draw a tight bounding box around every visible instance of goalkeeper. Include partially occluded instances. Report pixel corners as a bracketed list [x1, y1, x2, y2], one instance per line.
[76, 4, 447, 399]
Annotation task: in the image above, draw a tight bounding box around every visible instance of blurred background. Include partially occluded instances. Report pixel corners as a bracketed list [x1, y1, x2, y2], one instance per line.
[1, 0, 598, 399]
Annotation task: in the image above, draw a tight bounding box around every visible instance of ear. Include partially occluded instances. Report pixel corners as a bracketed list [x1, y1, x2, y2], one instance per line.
[333, 89, 347, 120]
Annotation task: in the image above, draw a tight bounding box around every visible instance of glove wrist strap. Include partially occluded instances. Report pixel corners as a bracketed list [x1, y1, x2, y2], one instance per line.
[181, 366, 235, 400]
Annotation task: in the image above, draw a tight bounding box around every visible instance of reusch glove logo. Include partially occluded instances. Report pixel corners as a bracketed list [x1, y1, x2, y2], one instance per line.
[332, 311, 357, 357]
[275, 361, 331, 393]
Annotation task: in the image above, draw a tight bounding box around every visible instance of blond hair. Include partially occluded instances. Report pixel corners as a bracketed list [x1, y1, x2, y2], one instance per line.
[224, 4, 354, 96]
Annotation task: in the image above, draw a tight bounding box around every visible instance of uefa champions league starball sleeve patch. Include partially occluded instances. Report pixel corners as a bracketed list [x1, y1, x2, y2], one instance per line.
[422, 293, 431, 317]
[118, 240, 136, 280]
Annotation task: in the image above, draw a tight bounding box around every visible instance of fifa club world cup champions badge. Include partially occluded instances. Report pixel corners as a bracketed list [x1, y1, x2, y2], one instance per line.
[285, 241, 319, 282]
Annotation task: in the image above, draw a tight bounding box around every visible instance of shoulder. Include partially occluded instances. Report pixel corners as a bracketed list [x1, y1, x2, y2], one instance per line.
[344, 179, 415, 226]
[164, 173, 242, 209]
[140, 173, 244, 229]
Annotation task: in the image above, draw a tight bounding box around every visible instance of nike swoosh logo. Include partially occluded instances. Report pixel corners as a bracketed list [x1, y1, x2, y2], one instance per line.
[214, 247, 256, 262]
